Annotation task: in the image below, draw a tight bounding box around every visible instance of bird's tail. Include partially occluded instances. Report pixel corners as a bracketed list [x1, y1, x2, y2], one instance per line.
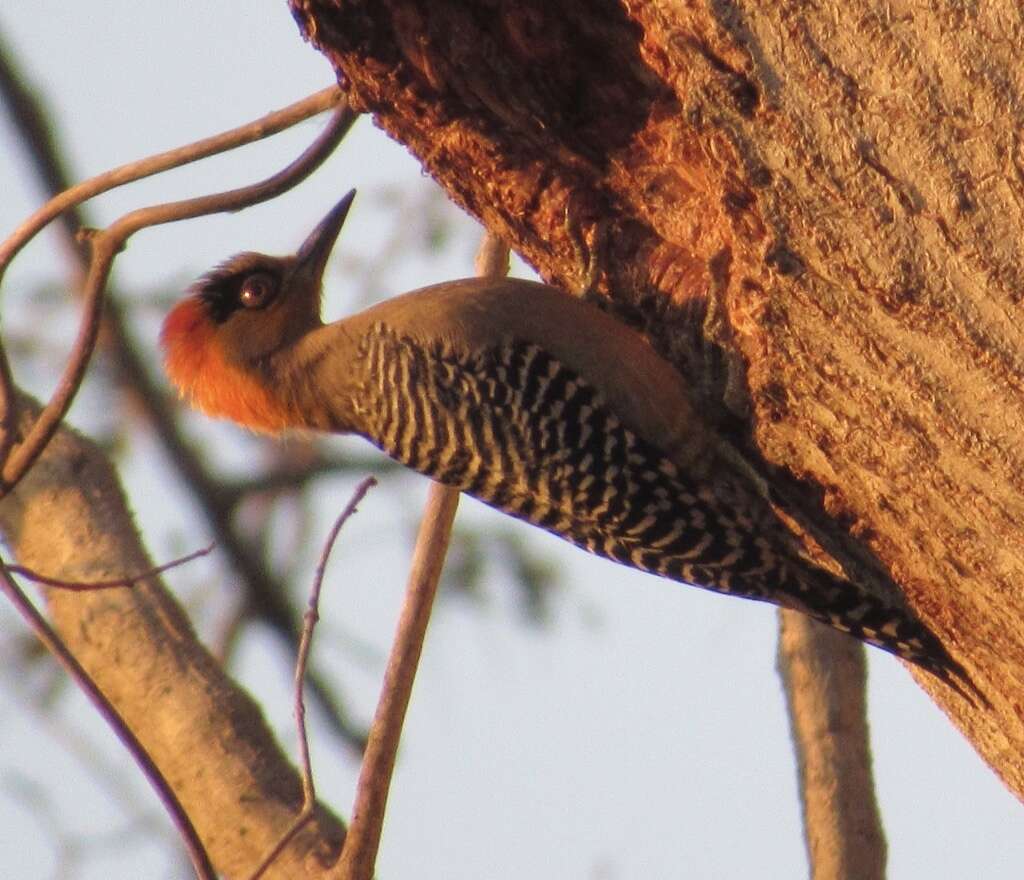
[702, 553, 987, 708]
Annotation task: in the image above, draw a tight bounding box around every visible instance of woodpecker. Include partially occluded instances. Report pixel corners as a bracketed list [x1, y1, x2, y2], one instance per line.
[162, 190, 980, 702]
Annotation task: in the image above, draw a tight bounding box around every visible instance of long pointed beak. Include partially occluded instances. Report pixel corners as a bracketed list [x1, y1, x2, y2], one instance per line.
[294, 189, 356, 285]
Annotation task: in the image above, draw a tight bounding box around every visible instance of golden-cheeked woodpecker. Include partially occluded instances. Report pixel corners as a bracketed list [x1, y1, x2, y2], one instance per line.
[161, 190, 979, 703]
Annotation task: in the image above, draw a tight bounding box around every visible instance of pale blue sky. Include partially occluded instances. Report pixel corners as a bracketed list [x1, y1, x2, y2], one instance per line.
[0, 4, 1019, 878]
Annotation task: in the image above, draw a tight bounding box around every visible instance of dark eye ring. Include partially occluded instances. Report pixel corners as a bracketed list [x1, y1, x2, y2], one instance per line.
[238, 273, 276, 310]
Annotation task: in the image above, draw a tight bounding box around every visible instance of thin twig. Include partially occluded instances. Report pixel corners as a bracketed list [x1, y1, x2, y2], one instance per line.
[297, 479, 378, 795]
[247, 476, 377, 880]
[337, 483, 460, 880]
[0, 84, 341, 470]
[0, 93, 357, 496]
[337, 230, 510, 880]
[1, 78, 366, 846]
[0, 560, 217, 880]
[0, 51, 366, 749]
[0, 85, 341, 283]
[6, 544, 214, 591]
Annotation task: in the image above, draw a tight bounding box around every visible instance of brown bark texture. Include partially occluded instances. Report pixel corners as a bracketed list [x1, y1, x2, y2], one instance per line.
[0, 401, 346, 878]
[288, 0, 1024, 796]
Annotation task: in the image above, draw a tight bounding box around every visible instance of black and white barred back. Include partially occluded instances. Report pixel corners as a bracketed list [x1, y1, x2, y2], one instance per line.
[356, 322, 976, 699]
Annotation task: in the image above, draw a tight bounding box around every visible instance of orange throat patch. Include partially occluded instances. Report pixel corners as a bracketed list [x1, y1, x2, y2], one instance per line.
[160, 298, 299, 434]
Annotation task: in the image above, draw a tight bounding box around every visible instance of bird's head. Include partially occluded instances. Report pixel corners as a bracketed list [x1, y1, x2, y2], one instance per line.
[161, 189, 356, 432]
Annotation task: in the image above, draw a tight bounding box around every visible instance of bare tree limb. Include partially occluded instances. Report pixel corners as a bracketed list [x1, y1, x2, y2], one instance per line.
[6, 544, 213, 591]
[250, 477, 377, 880]
[0, 558, 217, 880]
[778, 611, 886, 880]
[0, 85, 342, 282]
[0, 58, 368, 747]
[0, 77, 341, 464]
[0, 72, 374, 875]
[0, 398, 347, 877]
[337, 231, 510, 879]
[0, 90, 356, 495]
[336, 483, 459, 880]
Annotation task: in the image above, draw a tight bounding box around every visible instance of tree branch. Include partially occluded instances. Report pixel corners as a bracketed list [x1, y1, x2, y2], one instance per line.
[778, 611, 886, 880]
[250, 477, 377, 880]
[0, 89, 356, 494]
[0, 398, 347, 876]
[0, 59, 367, 749]
[0, 559, 217, 880]
[338, 231, 509, 879]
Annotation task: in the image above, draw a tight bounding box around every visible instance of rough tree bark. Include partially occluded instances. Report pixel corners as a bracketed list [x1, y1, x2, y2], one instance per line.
[288, 0, 1024, 797]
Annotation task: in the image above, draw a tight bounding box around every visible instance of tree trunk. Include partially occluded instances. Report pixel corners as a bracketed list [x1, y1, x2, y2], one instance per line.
[289, 0, 1024, 797]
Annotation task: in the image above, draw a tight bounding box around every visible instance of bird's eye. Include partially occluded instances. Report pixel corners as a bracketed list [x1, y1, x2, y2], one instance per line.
[238, 273, 276, 310]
